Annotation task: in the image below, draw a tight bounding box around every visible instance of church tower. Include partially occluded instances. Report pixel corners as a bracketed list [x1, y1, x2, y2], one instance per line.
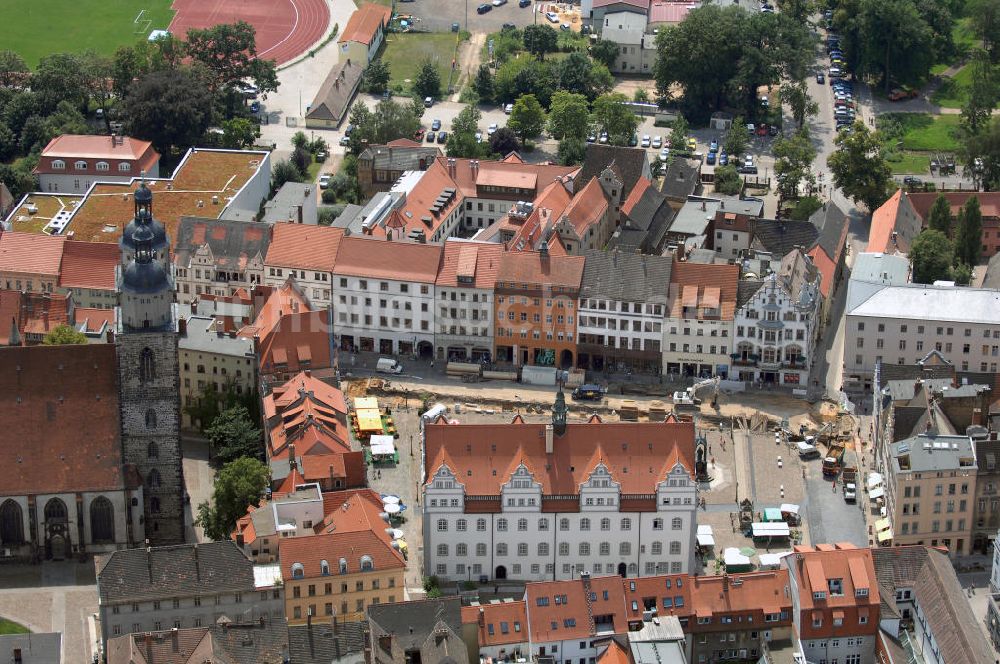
[116, 183, 185, 544]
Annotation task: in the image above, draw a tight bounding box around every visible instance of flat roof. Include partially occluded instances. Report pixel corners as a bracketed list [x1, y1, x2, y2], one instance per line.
[4, 193, 85, 234]
[849, 283, 1000, 324]
[179, 315, 256, 356]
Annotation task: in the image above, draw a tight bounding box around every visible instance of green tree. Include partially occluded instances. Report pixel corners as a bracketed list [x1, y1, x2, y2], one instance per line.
[447, 105, 487, 158]
[850, 0, 939, 92]
[205, 404, 263, 468]
[826, 121, 892, 211]
[714, 164, 742, 195]
[348, 98, 422, 149]
[591, 93, 638, 146]
[723, 117, 748, 157]
[927, 194, 953, 235]
[669, 115, 690, 154]
[909, 229, 955, 284]
[414, 60, 442, 99]
[0, 50, 28, 88]
[197, 457, 270, 540]
[124, 67, 215, 156]
[489, 127, 521, 156]
[473, 64, 495, 104]
[508, 94, 546, 141]
[782, 80, 818, 128]
[788, 195, 824, 221]
[776, 0, 815, 23]
[271, 159, 304, 192]
[955, 196, 983, 266]
[42, 324, 87, 345]
[32, 53, 89, 112]
[968, 0, 1000, 61]
[292, 131, 310, 150]
[185, 21, 279, 94]
[547, 91, 590, 140]
[962, 49, 999, 138]
[952, 262, 973, 285]
[0, 123, 15, 162]
[362, 59, 390, 94]
[772, 127, 817, 200]
[558, 137, 587, 165]
[0, 163, 37, 199]
[523, 25, 559, 60]
[221, 117, 260, 149]
[590, 39, 619, 70]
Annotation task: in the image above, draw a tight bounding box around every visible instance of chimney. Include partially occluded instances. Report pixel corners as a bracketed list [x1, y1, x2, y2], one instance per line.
[723, 572, 729, 592]
[539, 240, 549, 259]
[307, 612, 313, 629]
[545, 424, 554, 454]
[171, 628, 179, 653]
[297, 204, 303, 225]
[289, 444, 297, 472]
[329, 464, 335, 486]
[478, 608, 485, 626]
[700, 201, 706, 211]
[178, 317, 187, 336]
[193, 543, 200, 581]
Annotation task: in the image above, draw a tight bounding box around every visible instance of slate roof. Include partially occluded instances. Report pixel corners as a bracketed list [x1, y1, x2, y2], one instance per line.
[984, 252, 1000, 289]
[737, 280, 765, 308]
[613, 178, 676, 252]
[877, 356, 955, 388]
[288, 620, 366, 663]
[0, 632, 62, 663]
[872, 546, 994, 664]
[96, 541, 256, 603]
[106, 619, 287, 664]
[661, 158, 701, 202]
[305, 60, 363, 124]
[579, 249, 672, 303]
[576, 144, 650, 201]
[175, 217, 272, 271]
[368, 597, 464, 648]
[0, 344, 126, 496]
[751, 218, 819, 256]
[808, 201, 849, 262]
[359, 142, 441, 171]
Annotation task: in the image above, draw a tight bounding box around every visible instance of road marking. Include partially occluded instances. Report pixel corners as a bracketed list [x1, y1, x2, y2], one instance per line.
[259, 0, 302, 59]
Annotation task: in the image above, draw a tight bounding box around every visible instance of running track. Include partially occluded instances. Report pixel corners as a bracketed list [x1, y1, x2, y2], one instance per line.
[169, 0, 330, 65]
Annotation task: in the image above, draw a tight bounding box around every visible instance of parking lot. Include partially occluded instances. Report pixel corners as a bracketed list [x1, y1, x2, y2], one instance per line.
[400, 0, 541, 34]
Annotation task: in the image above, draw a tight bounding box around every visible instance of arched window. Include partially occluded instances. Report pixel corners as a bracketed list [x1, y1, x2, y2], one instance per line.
[150, 497, 161, 513]
[559, 518, 569, 531]
[671, 517, 682, 530]
[497, 518, 508, 532]
[621, 518, 632, 530]
[96, 161, 110, 171]
[140, 348, 156, 382]
[579, 542, 590, 556]
[320, 560, 330, 575]
[51, 160, 65, 170]
[538, 518, 549, 531]
[0, 500, 24, 545]
[538, 543, 549, 556]
[44, 498, 67, 523]
[291, 563, 304, 579]
[557, 542, 568, 556]
[360, 555, 374, 572]
[147, 441, 159, 459]
[147, 469, 161, 488]
[627, 563, 638, 575]
[145, 409, 157, 428]
[339, 558, 348, 574]
[74, 160, 87, 170]
[118, 162, 131, 173]
[517, 518, 527, 531]
[90, 496, 115, 543]
[653, 518, 663, 530]
[456, 543, 467, 556]
[580, 518, 590, 531]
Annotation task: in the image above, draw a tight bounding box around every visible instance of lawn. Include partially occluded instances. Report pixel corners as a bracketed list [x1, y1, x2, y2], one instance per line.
[0, 619, 29, 635]
[886, 151, 931, 175]
[885, 113, 962, 152]
[5, 0, 175, 68]
[930, 18, 977, 76]
[383, 33, 463, 97]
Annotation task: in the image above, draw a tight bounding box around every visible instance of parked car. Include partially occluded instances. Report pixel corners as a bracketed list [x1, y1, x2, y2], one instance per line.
[560, 22, 570, 30]
[659, 147, 670, 161]
[413, 128, 425, 141]
[504, 103, 513, 114]
[652, 135, 663, 149]
[816, 73, 825, 84]
[315, 151, 327, 162]
[452, 22, 460, 31]
[493, 0, 508, 6]
[339, 135, 351, 146]
[519, 0, 531, 6]
[424, 96, 434, 107]
[889, 87, 919, 101]
[475, 131, 483, 142]
[319, 174, 331, 189]
[545, 11, 559, 21]
[628, 133, 638, 147]
[438, 131, 448, 143]
[599, 131, 608, 143]
[426, 131, 436, 142]
[719, 152, 729, 166]
[250, 101, 261, 113]
[709, 139, 718, 153]
[706, 151, 716, 165]
[488, 123, 499, 135]
[686, 137, 697, 152]
[431, 118, 442, 131]
[641, 134, 651, 148]
[903, 176, 923, 187]
[344, 124, 355, 136]
[743, 154, 754, 168]
[586, 133, 596, 143]
[501, 22, 516, 30]
[477, 2, 491, 11]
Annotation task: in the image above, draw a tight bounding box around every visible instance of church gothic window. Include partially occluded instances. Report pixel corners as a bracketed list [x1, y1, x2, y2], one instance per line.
[148, 441, 159, 459]
[150, 497, 161, 513]
[140, 348, 156, 382]
[145, 409, 157, 428]
[148, 469, 161, 488]
[44, 498, 67, 523]
[0, 500, 24, 544]
[90, 497, 115, 542]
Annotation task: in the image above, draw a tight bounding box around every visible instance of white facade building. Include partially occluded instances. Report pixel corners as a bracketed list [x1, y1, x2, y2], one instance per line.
[422, 398, 699, 583]
[434, 240, 500, 362]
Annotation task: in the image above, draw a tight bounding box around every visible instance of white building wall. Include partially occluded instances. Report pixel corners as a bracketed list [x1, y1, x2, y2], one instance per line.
[264, 266, 332, 309]
[222, 151, 272, 220]
[732, 282, 817, 386]
[435, 285, 494, 360]
[333, 275, 436, 354]
[661, 317, 734, 379]
[577, 297, 665, 366]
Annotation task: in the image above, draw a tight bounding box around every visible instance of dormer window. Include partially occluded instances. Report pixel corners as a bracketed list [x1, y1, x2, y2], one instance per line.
[51, 160, 65, 170]
[96, 161, 110, 171]
[339, 558, 348, 574]
[856, 587, 869, 598]
[74, 160, 87, 170]
[812, 591, 826, 600]
[320, 560, 330, 576]
[828, 578, 843, 596]
[291, 563, 304, 579]
[118, 162, 131, 172]
[360, 555, 374, 572]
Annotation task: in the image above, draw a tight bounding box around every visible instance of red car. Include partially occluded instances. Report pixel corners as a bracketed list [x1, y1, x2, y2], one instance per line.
[413, 128, 425, 141]
[888, 87, 918, 101]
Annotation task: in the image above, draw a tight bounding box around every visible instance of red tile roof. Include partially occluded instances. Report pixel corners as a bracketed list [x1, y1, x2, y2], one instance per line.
[788, 544, 880, 638]
[18, 291, 70, 337]
[265, 223, 344, 272]
[525, 575, 629, 642]
[867, 189, 905, 254]
[807, 245, 836, 298]
[0, 344, 126, 495]
[333, 235, 442, 282]
[667, 260, 739, 321]
[339, 3, 392, 45]
[497, 250, 585, 290]
[40, 134, 155, 161]
[622, 176, 651, 217]
[622, 575, 690, 622]
[75, 307, 115, 334]
[688, 570, 792, 624]
[0, 231, 66, 276]
[435, 240, 502, 289]
[59, 239, 118, 290]
[907, 191, 1000, 220]
[278, 529, 404, 581]
[425, 419, 696, 495]
[461, 601, 529, 647]
[264, 371, 351, 459]
[560, 177, 608, 235]
[597, 640, 630, 664]
[239, 283, 332, 376]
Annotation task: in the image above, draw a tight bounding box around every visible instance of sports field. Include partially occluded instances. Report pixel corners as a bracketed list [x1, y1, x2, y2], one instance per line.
[5, 0, 175, 68]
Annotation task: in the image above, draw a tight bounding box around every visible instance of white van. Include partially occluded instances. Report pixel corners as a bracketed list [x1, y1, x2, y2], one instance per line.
[797, 441, 820, 459]
[376, 357, 403, 374]
[421, 403, 447, 422]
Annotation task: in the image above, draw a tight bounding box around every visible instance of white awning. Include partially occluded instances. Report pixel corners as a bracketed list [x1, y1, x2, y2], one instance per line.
[779, 503, 799, 515]
[697, 533, 716, 547]
[867, 472, 884, 489]
[751, 522, 790, 537]
[370, 435, 396, 456]
[869, 487, 885, 499]
[723, 548, 751, 566]
[758, 552, 792, 568]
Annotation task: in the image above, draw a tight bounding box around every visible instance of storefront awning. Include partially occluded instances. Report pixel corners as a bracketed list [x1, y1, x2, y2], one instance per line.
[869, 487, 885, 499]
[875, 517, 892, 532]
[878, 528, 894, 543]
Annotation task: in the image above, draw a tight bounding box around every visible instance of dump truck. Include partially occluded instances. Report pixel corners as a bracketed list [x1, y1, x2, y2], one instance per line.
[822, 443, 845, 477]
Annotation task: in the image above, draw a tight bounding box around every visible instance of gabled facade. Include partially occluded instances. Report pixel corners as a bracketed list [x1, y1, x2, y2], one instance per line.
[434, 240, 501, 362]
[173, 217, 271, 305]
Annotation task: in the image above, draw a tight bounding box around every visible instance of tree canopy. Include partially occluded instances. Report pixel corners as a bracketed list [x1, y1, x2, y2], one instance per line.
[347, 98, 423, 150]
[124, 67, 215, 156]
[42, 324, 87, 345]
[508, 94, 546, 141]
[773, 127, 817, 200]
[414, 60, 442, 99]
[826, 121, 892, 211]
[927, 195, 953, 235]
[523, 25, 559, 60]
[197, 457, 270, 541]
[205, 404, 263, 468]
[185, 21, 278, 94]
[909, 229, 955, 284]
[591, 93, 638, 146]
[547, 91, 590, 141]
